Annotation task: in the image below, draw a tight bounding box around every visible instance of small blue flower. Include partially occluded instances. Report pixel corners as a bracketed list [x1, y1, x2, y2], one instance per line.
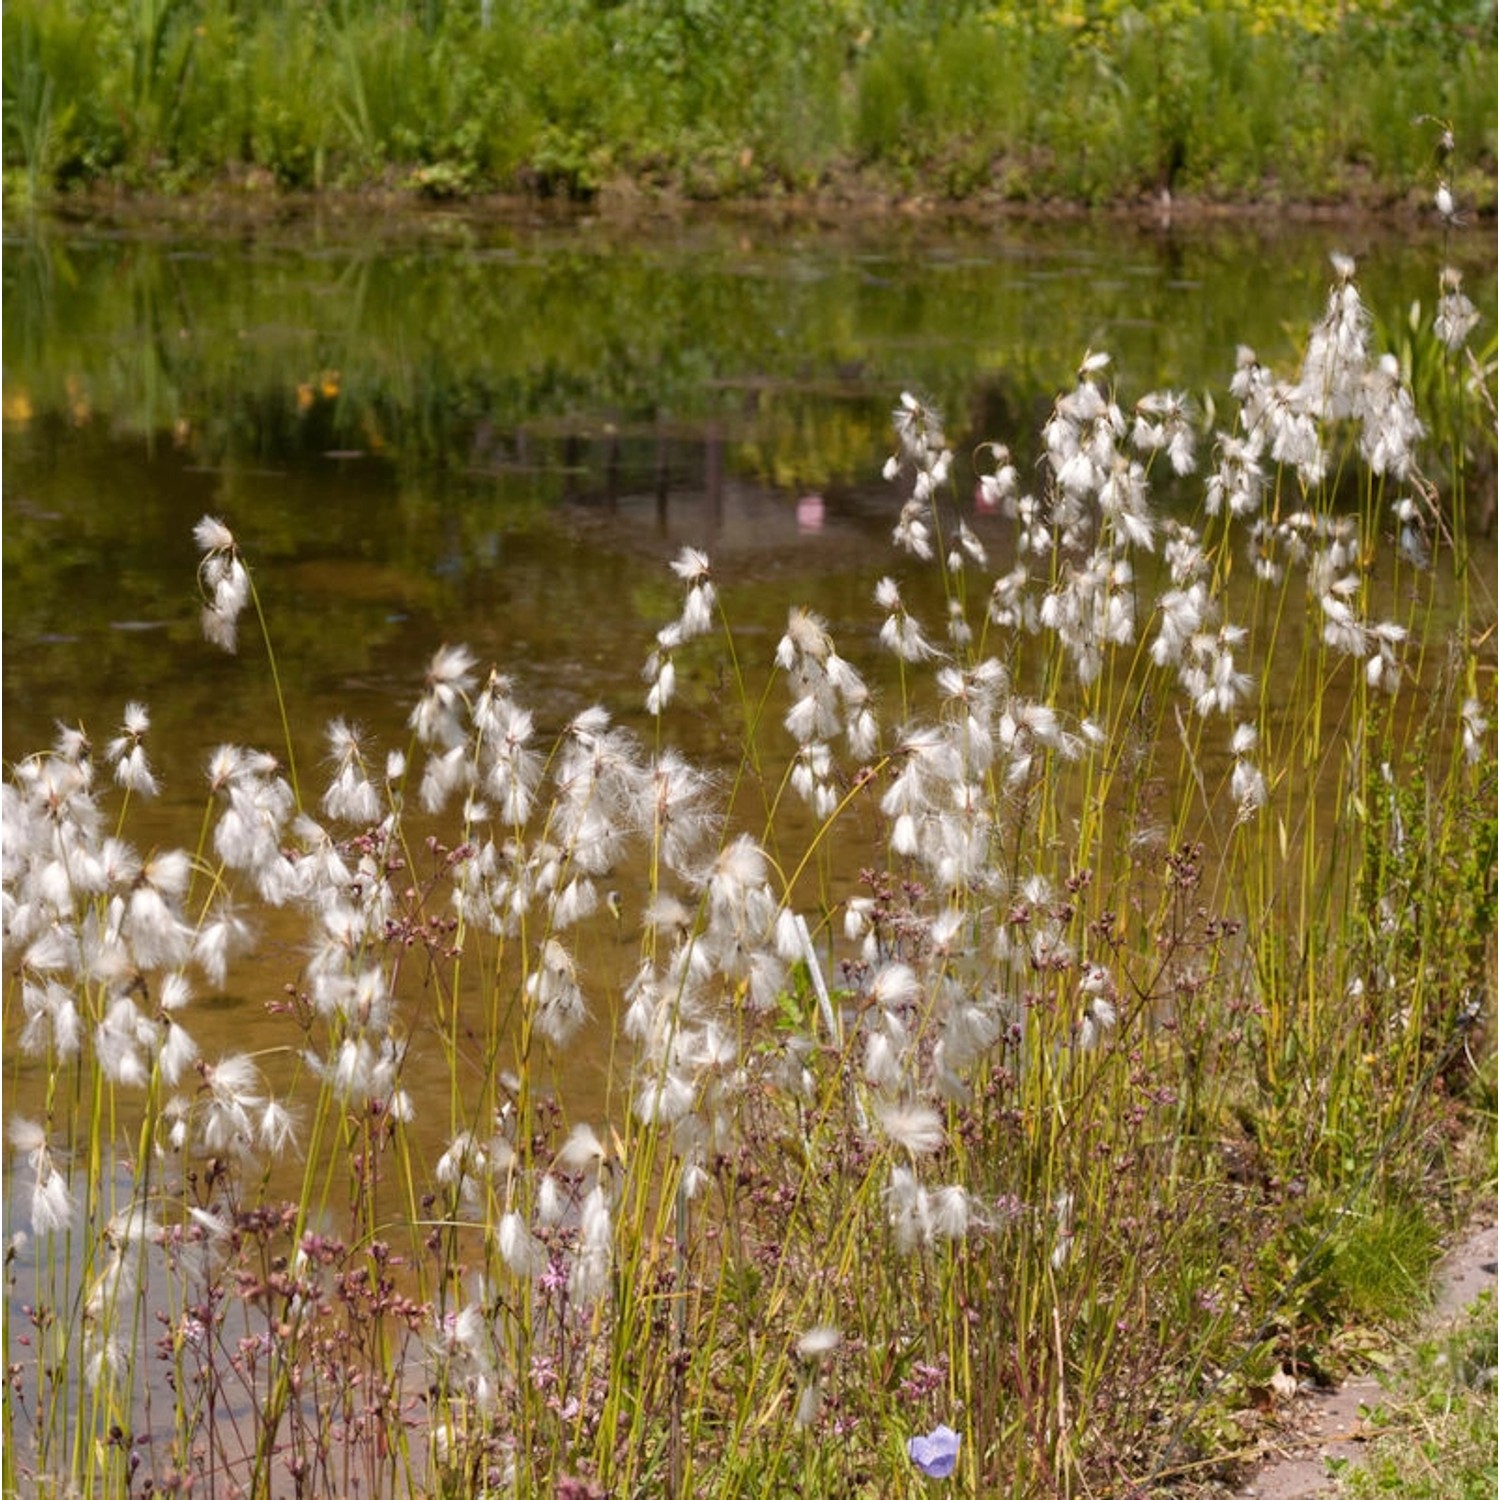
[907, 1423, 961, 1478]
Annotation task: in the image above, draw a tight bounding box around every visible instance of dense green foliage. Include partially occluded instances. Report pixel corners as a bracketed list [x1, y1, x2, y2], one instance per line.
[3, 0, 1496, 204]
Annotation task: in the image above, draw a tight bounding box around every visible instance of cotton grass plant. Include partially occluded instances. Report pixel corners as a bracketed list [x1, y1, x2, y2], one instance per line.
[4, 226, 1494, 1498]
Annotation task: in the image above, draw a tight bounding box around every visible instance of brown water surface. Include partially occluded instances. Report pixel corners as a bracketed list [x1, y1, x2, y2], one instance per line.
[4, 205, 1495, 1152]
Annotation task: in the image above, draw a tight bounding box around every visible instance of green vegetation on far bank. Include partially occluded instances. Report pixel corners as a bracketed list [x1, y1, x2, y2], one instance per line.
[3, 0, 1496, 209]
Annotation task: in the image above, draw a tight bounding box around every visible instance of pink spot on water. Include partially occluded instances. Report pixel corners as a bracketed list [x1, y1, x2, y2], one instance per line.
[797, 494, 825, 533]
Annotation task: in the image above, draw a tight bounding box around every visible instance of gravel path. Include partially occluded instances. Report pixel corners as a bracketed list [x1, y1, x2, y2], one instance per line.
[1231, 1220, 1497, 1500]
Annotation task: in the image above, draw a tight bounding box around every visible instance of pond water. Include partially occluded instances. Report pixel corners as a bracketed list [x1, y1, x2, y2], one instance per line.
[3, 204, 1495, 1139]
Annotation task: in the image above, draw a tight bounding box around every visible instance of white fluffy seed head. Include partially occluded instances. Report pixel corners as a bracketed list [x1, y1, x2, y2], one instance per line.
[795, 1324, 842, 1361]
[194, 516, 236, 553]
[557, 1122, 608, 1173]
[869, 962, 919, 1011]
[497, 1211, 547, 1278]
[875, 1101, 946, 1156]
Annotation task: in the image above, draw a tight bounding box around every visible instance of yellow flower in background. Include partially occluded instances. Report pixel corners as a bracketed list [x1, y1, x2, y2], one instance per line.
[297, 371, 341, 411]
[2, 388, 33, 426]
[989, 0, 1390, 37]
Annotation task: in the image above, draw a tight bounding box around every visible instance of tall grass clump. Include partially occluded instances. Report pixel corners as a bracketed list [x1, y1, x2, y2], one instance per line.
[2, 0, 1494, 203]
[3, 216, 1495, 1495]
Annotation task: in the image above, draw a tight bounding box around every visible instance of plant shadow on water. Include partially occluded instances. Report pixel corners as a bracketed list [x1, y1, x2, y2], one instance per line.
[1, 208, 1496, 1497]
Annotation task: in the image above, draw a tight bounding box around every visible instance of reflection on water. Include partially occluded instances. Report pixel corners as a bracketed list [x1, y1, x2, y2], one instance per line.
[6, 208, 1493, 754]
[3, 207, 1494, 1147]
